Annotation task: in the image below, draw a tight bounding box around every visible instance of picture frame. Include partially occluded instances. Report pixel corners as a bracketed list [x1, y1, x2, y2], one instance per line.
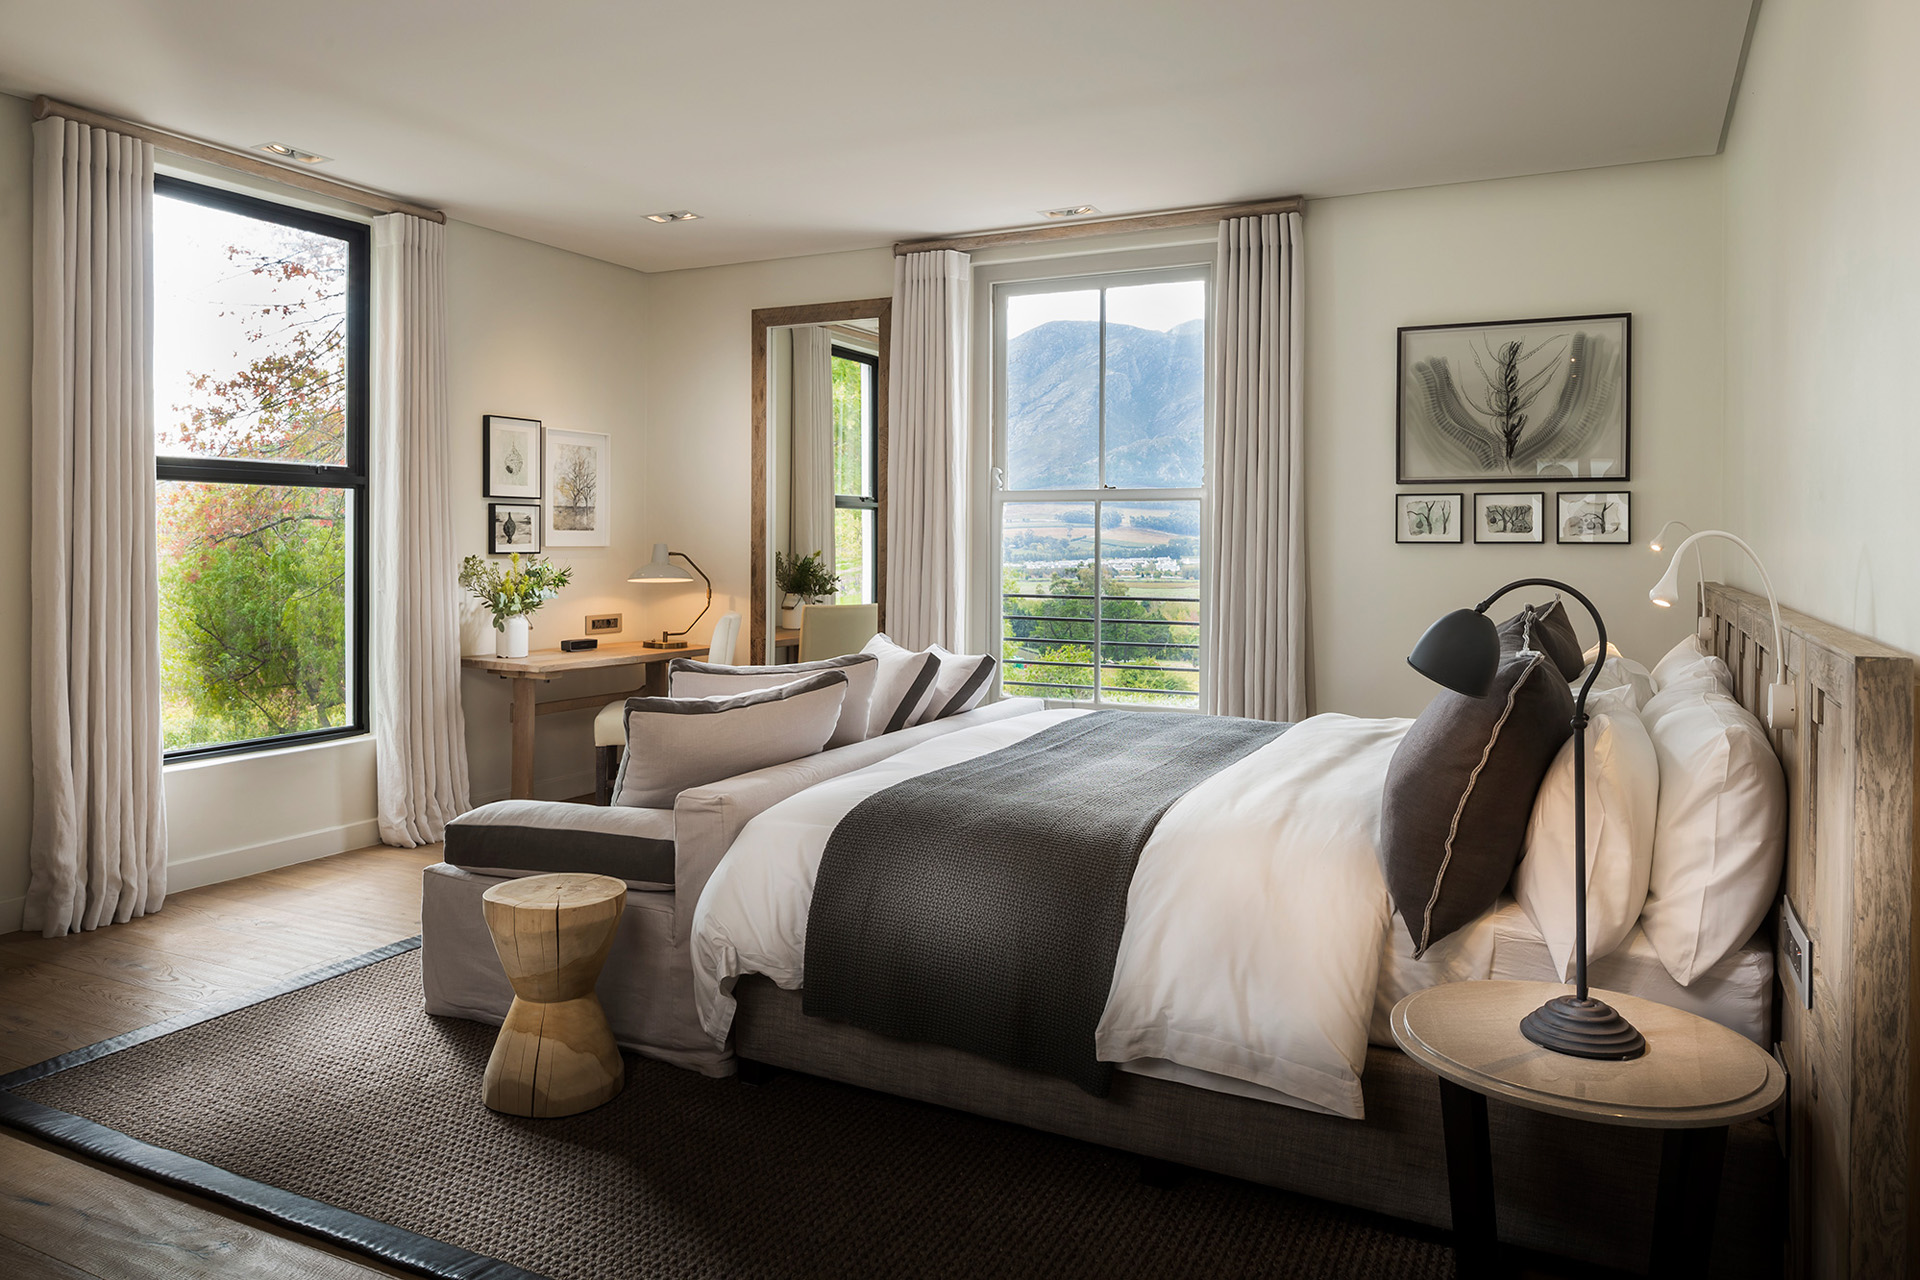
[1556, 491, 1632, 544]
[543, 428, 611, 547]
[1474, 491, 1546, 544]
[1395, 492, 1464, 544]
[488, 502, 541, 554]
[1397, 313, 1630, 483]
[483, 415, 542, 499]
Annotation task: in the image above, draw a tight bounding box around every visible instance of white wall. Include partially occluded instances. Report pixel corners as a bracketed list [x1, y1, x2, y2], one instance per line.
[1720, 0, 1920, 655]
[1305, 158, 1727, 717]
[446, 221, 655, 802]
[640, 248, 895, 662]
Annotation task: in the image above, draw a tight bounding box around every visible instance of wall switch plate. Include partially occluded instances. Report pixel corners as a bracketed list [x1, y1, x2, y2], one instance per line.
[586, 613, 623, 636]
[1779, 895, 1812, 1009]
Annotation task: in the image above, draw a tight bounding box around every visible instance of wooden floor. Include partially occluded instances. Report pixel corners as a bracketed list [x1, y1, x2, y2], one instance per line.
[0, 844, 439, 1280]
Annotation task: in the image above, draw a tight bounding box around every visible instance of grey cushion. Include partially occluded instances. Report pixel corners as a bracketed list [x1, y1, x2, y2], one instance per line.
[612, 670, 849, 808]
[668, 653, 877, 749]
[1380, 650, 1575, 955]
[446, 800, 676, 885]
[1497, 599, 1584, 681]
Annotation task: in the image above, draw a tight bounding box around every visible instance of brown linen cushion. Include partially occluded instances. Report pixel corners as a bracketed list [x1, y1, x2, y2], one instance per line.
[1497, 598, 1585, 681]
[1381, 649, 1575, 955]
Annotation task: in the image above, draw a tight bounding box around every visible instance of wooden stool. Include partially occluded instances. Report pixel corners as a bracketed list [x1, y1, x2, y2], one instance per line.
[480, 873, 627, 1117]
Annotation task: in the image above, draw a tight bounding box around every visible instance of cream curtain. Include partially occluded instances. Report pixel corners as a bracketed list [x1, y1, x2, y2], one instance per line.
[371, 214, 471, 845]
[788, 325, 837, 565]
[26, 117, 168, 936]
[884, 249, 970, 650]
[1204, 212, 1307, 721]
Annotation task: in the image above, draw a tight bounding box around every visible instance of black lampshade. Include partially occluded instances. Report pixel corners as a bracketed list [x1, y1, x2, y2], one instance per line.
[1407, 608, 1501, 697]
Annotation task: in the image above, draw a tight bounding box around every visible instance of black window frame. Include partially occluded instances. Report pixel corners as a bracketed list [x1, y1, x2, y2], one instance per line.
[154, 174, 371, 762]
[828, 344, 880, 605]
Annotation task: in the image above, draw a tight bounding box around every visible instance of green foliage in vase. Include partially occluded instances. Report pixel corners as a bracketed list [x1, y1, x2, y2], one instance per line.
[457, 553, 574, 629]
[775, 549, 841, 602]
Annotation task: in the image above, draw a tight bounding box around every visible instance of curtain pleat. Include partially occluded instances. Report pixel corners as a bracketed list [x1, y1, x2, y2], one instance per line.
[884, 249, 970, 650]
[371, 215, 471, 846]
[788, 325, 837, 565]
[27, 117, 166, 936]
[1204, 213, 1307, 721]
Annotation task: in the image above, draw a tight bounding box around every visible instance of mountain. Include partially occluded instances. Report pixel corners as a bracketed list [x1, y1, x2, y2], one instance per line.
[1005, 318, 1204, 490]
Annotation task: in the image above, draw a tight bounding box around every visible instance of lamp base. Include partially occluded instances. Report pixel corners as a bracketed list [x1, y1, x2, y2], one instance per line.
[1519, 994, 1647, 1060]
[641, 639, 689, 650]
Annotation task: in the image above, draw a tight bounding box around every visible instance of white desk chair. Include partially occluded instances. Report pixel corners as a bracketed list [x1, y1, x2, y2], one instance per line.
[799, 602, 880, 662]
[594, 610, 740, 804]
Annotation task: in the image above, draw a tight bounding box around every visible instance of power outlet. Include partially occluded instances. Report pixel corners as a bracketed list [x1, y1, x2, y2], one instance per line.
[586, 613, 623, 636]
[1779, 895, 1812, 1009]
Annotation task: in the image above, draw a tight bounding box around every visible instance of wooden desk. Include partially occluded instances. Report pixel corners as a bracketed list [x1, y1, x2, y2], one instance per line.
[462, 642, 709, 799]
[774, 626, 800, 662]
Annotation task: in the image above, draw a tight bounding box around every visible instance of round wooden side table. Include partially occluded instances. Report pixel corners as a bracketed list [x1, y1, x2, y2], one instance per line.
[480, 873, 628, 1118]
[1392, 980, 1785, 1279]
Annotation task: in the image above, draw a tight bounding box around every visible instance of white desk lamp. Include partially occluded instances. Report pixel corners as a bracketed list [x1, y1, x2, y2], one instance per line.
[1648, 521, 1711, 645]
[1648, 529, 1797, 730]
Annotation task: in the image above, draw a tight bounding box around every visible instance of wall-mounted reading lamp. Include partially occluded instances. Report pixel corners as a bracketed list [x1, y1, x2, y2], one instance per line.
[1648, 529, 1796, 730]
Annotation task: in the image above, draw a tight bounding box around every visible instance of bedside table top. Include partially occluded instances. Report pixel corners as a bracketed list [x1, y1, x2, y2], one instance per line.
[1392, 981, 1785, 1129]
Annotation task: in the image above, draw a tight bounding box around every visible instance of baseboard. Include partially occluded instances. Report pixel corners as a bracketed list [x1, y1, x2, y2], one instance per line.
[470, 767, 598, 807]
[166, 818, 385, 894]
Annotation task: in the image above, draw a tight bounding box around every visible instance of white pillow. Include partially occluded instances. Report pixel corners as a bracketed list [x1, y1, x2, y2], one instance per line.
[909, 645, 997, 725]
[668, 654, 876, 749]
[860, 633, 940, 736]
[1577, 654, 1654, 710]
[1639, 686, 1786, 985]
[612, 671, 848, 808]
[1650, 634, 1733, 695]
[1513, 684, 1660, 981]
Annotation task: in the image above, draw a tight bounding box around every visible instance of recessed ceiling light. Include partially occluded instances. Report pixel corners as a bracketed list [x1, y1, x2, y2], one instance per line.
[1041, 205, 1098, 218]
[253, 142, 331, 164]
[644, 210, 701, 224]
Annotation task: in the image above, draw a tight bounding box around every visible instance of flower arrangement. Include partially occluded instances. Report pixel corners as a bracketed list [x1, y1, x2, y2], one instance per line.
[774, 549, 841, 605]
[458, 552, 573, 631]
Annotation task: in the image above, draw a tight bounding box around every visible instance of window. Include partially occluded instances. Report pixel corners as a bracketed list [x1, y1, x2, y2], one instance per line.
[830, 345, 879, 603]
[994, 269, 1207, 707]
[153, 176, 369, 758]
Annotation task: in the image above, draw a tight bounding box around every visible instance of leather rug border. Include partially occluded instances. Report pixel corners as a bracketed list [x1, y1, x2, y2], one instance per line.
[0, 935, 547, 1280]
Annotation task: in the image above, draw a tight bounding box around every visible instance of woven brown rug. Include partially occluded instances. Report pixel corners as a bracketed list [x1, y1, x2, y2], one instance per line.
[3, 943, 1455, 1280]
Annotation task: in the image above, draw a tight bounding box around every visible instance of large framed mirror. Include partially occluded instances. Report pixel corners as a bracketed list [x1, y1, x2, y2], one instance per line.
[750, 298, 891, 663]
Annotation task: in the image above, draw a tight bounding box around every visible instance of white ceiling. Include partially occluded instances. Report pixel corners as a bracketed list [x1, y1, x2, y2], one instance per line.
[0, 0, 1756, 273]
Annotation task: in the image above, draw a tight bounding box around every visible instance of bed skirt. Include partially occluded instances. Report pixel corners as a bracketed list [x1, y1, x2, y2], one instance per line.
[730, 976, 1780, 1277]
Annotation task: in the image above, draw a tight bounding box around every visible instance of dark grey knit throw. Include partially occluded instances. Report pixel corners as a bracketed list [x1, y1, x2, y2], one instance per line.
[803, 710, 1289, 1095]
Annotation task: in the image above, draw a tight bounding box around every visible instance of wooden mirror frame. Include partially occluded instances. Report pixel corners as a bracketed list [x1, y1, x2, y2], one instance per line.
[750, 298, 891, 663]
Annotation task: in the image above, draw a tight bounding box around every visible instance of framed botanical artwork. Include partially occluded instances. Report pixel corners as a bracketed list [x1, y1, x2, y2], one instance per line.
[544, 428, 611, 547]
[1556, 491, 1631, 544]
[484, 415, 541, 499]
[489, 502, 541, 554]
[1395, 492, 1463, 544]
[1474, 491, 1545, 544]
[1398, 313, 1630, 483]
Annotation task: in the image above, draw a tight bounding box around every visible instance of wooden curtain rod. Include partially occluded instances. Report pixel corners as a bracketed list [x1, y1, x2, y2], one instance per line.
[32, 95, 447, 224]
[893, 196, 1304, 256]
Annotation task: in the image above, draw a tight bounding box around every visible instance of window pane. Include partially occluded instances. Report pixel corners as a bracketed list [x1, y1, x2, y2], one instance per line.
[1103, 280, 1205, 489]
[833, 506, 874, 604]
[831, 355, 871, 497]
[154, 194, 351, 465]
[159, 481, 351, 750]
[1000, 501, 1096, 700]
[1004, 290, 1100, 490]
[1097, 501, 1200, 706]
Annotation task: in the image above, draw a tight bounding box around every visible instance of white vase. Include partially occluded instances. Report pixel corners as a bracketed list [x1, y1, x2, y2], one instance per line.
[497, 615, 530, 659]
[779, 599, 807, 630]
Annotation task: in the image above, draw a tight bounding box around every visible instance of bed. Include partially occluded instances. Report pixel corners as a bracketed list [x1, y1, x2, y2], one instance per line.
[421, 585, 1913, 1276]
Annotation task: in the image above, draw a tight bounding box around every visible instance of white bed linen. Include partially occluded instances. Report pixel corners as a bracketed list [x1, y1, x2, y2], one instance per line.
[693, 709, 1411, 1120]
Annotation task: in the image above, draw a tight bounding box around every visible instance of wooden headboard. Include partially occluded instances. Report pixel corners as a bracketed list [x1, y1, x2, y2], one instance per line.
[1703, 584, 1917, 1278]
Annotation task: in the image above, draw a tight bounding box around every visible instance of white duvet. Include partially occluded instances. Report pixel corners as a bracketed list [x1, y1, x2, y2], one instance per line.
[691, 708, 1412, 1119]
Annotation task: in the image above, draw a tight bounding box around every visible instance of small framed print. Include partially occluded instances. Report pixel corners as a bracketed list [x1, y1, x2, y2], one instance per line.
[484, 416, 542, 499]
[1556, 491, 1631, 544]
[1474, 492, 1545, 544]
[1396, 492, 1463, 544]
[489, 502, 541, 554]
[544, 428, 611, 547]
